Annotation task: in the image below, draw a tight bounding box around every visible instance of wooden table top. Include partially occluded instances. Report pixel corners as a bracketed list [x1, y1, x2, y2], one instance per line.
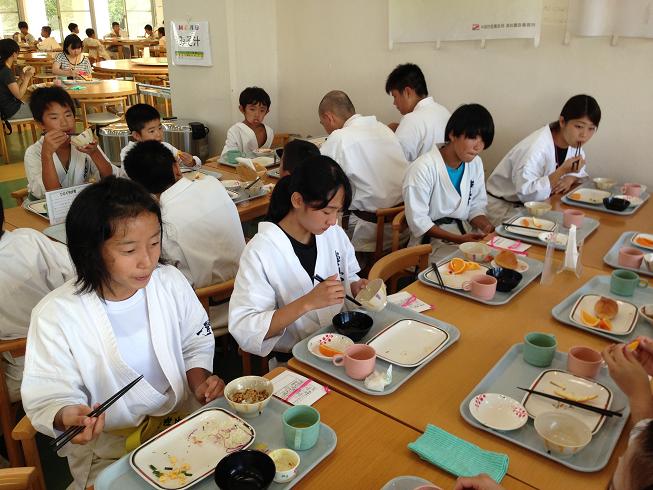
[18, 52, 55, 62]
[101, 38, 158, 46]
[3, 206, 49, 231]
[63, 80, 137, 99]
[288, 263, 631, 489]
[92, 59, 168, 75]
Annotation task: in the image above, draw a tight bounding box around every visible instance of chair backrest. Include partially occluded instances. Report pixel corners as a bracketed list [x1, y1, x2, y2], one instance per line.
[374, 205, 404, 260]
[79, 95, 128, 127]
[0, 467, 37, 490]
[391, 210, 408, 252]
[0, 339, 27, 467]
[194, 279, 235, 316]
[10, 188, 28, 207]
[368, 244, 431, 293]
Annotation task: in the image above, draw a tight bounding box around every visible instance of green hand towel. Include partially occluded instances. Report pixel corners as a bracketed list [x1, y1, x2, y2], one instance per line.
[408, 424, 509, 482]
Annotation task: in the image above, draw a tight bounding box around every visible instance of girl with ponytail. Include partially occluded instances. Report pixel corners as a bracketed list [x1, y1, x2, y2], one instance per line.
[229, 155, 368, 363]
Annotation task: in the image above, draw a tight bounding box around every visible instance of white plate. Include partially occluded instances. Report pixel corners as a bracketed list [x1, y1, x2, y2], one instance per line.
[27, 201, 48, 216]
[521, 369, 612, 434]
[631, 233, 653, 251]
[424, 260, 489, 290]
[613, 195, 643, 207]
[566, 188, 612, 205]
[538, 231, 568, 247]
[490, 258, 529, 273]
[130, 408, 255, 489]
[253, 148, 274, 155]
[220, 179, 242, 191]
[366, 319, 449, 368]
[62, 78, 100, 84]
[469, 393, 528, 431]
[227, 190, 239, 200]
[252, 156, 275, 167]
[504, 216, 556, 238]
[307, 333, 354, 361]
[569, 294, 639, 335]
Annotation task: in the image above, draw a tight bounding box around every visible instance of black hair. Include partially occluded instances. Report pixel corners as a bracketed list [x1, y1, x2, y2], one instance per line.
[385, 63, 428, 97]
[0, 197, 4, 240]
[68, 23, 78, 32]
[444, 103, 495, 149]
[550, 94, 601, 131]
[66, 176, 163, 296]
[145, 24, 153, 31]
[18, 21, 28, 30]
[281, 139, 320, 175]
[63, 34, 82, 54]
[0, 39, 19, 66]
[41, 26, 52, 36]
[267, 155, 352, 224]
[123, 141, 176, 194]
[628, 420, 653, 490]
[85, 28, 94, 37]
[112, 22, 120, 28]
[125, 103, 161, 132]
[158, 27, 165, 37]
[239, 87, 271, 109]
[29, 87, 76, 123]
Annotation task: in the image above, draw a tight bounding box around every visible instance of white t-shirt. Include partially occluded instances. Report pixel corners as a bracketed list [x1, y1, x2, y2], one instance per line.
[103, 289, 170, 395]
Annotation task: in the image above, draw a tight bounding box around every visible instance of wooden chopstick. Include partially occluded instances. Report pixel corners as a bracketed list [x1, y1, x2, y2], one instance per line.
[51, 375, 144, 451]
[517, 387, 622, 418]
[314, 274, 363, 307]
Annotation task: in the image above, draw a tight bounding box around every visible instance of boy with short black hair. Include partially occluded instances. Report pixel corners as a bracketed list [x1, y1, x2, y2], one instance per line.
[24, 87, 122, 199]
[37, 26, 60, 51]
[144, 24, 155, 39]
[385, 63, 450, 162]
[13, 21, 35, 45]
[83, 27, 110, 60]
[121, 103, 201, 169]
[68, 22, 79, 34]
[221, 86, 274, 155]
[123, 140, 245, 326]
[279, 139, 319, 177]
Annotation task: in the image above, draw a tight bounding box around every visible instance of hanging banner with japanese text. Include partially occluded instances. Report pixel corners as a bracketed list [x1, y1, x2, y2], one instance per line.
[170, 21, 212, 66]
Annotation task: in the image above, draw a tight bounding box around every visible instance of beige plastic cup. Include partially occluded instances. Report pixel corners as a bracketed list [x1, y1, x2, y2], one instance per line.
[355, 278, 387, 312]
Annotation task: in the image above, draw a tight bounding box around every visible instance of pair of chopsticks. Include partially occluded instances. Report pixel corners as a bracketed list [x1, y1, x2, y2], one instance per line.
[517, 387, 622, 418]
[50, 375, 143, 451]
[501, 222, 553, 232]
[572, 144, 581, 172]
[314, 274, 362, 307]
[429, 262, 448, 291]
[245, 177, 260, 190]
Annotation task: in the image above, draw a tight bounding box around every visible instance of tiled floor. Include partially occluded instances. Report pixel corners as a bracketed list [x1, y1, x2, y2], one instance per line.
[1, 127, 31, 209]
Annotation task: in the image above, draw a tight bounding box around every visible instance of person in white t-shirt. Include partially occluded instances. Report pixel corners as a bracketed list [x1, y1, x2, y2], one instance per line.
[385, 63, 450, 162]
[37, 26, 61, 51]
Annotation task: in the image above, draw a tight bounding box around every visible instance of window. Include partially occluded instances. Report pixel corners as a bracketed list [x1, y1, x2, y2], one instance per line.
[0, 0, 20, 39]
[125, 0, 152, 38]
[44, 0, 91, 42]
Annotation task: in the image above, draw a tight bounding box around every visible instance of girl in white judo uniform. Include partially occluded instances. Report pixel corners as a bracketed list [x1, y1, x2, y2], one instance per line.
[229, 156, 368, 362]
[403, 104, 495, 262]
[21, 177, 225, 489]
[221, 86, 274, 155]
[486, 94, 601, 225]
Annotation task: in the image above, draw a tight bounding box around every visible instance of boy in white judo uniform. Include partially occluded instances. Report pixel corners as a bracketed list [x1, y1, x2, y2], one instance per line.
[385, 63, 451, 162]
[403, 104, 495, 262]
[21, 177, 224, 489]
[486, 94, 600, 225]
[221, 86, 274, 155]
[124, 140, 245, 328]
[120, 103, 201, 169]
[318, 90, 408, 257]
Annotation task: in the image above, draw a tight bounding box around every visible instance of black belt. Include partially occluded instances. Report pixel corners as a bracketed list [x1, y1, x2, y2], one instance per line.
[487, 191, 520, 206]
[270, 351, 294, 363]
[421, 217, 466, 244]
[351, 210, 377, 223]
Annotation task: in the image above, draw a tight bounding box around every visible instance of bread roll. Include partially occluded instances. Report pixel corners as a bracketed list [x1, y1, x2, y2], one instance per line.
[594, 296, 618, 320]
[495, 250, 518, 270]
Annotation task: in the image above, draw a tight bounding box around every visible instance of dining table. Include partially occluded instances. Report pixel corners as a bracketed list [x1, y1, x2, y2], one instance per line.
[92, 59, 168, 78]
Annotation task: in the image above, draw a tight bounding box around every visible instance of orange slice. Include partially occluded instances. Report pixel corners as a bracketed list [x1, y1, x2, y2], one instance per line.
[627, 340, 640, 351]
[598, 318, 613, 331]
[464, 261, 481, 271]
[570, 192, 582, 200]
[520, 218, 531, 226]
[449, 257, 467, 274]
[318, 344, 342, 357]
[635, 237, 653, 247]
[580, 309, 600, 327]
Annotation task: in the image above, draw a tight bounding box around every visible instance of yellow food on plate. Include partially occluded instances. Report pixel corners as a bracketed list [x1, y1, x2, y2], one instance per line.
[448, 257, 467, 274]
[318, 343, 342, 357]
[553, 389, 599, 403]
[598, 318, 612, 331]
[464, 261, 481, 271]
[580, 309, 600, 327]
[635, 236, 653, 247]
[570, 192, 582, 200]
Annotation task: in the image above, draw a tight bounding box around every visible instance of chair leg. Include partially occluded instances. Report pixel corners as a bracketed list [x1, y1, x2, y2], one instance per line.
[0, 364, 24, 466]
[239, 348, 252, 375]
[0, 129, 8, 164]
[20, 439, 45, 490]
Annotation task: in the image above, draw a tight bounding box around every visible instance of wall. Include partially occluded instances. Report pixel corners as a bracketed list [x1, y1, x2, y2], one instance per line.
[275, 0, 652, 186]
[163, 0, 278, 156]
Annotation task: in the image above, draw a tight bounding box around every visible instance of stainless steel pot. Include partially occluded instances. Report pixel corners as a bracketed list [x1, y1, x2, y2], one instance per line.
[98, 123, 130, 165]
[162, 118, 210, 162]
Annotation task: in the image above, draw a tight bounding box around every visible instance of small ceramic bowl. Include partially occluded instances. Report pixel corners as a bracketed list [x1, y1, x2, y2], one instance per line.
[307, 333, 354, 361]
[534, 412, 592, 457]
[459, 242, 493, 263]
[639, 305, 653, 326]
[486, 268, 523, 292]
[269, 448, 300, 484]
[469, 393, 528, 431]
[644, 253, 653, 272]
[593, 177, 617, 191]
[224, 376, 274, 418]
[332, 311, 373, 342]
[603, 197, 630, 212]
[214, 450, 275, 489]
[524, 201, 552, 217]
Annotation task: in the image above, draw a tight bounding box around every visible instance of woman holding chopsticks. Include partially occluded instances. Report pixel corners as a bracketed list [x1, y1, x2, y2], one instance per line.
[486, 94, 601, 225]
[21, 177, 224, 489]
[52, 34, 92, 80]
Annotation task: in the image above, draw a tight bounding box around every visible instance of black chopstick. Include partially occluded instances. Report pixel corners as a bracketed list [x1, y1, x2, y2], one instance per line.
[501, 222, 553, 232]
[51, 375, 144, 451]
[572, 145, 581, 172]
[245, 177, 260, 189]
[314, 274, 363, 307]
[430, 262, 447, 291]
[517, 387, 622, 418]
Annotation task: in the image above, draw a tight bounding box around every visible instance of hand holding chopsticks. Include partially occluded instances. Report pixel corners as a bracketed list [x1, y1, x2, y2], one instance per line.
[51, 375, 143, 451]
[517, 386, 622, 417]
[314, 274, 363, 307]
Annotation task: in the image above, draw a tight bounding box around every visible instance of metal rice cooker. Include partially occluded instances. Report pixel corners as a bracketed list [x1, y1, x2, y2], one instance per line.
[162, 118, 210, 162]
[98, 123, 131, 165]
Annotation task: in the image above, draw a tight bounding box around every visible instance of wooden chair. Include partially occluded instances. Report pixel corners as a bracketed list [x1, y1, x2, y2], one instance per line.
[0, 119, 38, 164]
[0, 467, 38, 490]
[271, 133, 291, 148]
[0, 339, 26, 468]
[373, 205, 405, 261]
[368, 244, 431, 294]
[78, 96, 128, 130]
[391, 210, 408, 252]
[11, 420, 44, 490]
[194, 279, 234, 349]
[10, 189, 28, 207]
